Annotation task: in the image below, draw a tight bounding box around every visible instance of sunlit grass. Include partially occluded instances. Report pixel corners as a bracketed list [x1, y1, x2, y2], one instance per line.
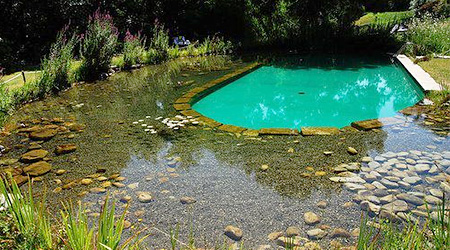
[355, 11, 414, 26]
[418, 58, 450, 88]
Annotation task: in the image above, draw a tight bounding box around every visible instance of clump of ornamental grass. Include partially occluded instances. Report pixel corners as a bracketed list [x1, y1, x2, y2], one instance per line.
[79, 9, 119, 81]
[0, 175, 53, 249]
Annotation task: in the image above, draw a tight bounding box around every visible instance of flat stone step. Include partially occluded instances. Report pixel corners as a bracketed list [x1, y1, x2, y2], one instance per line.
[396, 55, 442, 91]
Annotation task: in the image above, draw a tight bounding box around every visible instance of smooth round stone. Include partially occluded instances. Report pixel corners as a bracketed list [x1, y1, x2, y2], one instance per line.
[360, 201, 380, 214]
[380, 179, 399, 189]
[361, 166, 371, 172]
[374, 156, 386, 162]
[381, 151, 397, 159]
[380, 194, 396, 204]
[406, 159, 416, 164]
[286, 226, 301, 237]
[413, 164, 430, 173]
[368, 161, 381, 169]
[379, 210, 401, 222]
[306, 228, 327, 240]
[391, 170, 408, 178]
[304, 212, 321, 225]
[397, 152, 409, 157]
[382, 200, 409, 213]
[438, 159, 450, 167]
[385, 176, 401, 182]
[396, 193, 424, 206]
[180, 196, 196, 204]
[372, 181, 387, 190]
[425, 195, 443, 205]
[361, 157, 373, 163]
[344, 183, 366, 191]
[137, 192, 153, 203]
[329, 228, 351, 238]
[376, 167, 389, 174]
[363, 173, 377, 182]
[410, 150, 422, 156]
[430, 189, 444, 198]
[403, 176, 422, 185]
[398, 181, 411, 189]
[317, 201, 328, 209]
[395, 163, 408, 169]
[224, 225, 243, 241]
[369, 171, 382, 178]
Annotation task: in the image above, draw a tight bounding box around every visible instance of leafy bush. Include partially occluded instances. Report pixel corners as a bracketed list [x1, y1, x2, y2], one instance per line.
[406, 17, 450, 55]
[38, 26, 77, 94]
[123, 30, 146, 68]
[147, 22, 170, 64]
[79, 10, 118, 81]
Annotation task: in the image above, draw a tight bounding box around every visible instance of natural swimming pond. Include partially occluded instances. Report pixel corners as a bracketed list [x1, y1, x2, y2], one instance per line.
[193, 55, 425, 129]
[1, 56, 449, 249]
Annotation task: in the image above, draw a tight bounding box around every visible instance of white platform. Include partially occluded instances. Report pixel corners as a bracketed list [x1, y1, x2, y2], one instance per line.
[396, 54, 442, 91]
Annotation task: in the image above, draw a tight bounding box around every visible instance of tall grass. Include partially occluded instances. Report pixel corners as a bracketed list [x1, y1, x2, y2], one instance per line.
[357, 195, 449, 250]
[60, 203, 94, 250]
[406, 17, 450, 56]
[0, 175, 53, 249]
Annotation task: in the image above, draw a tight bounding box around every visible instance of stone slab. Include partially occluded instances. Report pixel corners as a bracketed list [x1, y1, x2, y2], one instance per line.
[260, 128, 299, 136]
[396, 55, 442, 91]
[218, 124, 246, 134]
[351, 119, 383, 131]
[301, 127, 340, 136]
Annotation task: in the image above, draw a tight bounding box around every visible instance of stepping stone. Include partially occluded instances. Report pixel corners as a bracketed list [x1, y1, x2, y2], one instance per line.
[20, 149, 49, 163]
[351, 119, 383, 131]
[55, 144, 77, 155]
[23, 161, 52, 176]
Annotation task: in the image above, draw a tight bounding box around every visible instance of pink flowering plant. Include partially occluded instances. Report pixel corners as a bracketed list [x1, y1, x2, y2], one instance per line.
[123, 30, 146, 68]
[79, 9, 118, 80]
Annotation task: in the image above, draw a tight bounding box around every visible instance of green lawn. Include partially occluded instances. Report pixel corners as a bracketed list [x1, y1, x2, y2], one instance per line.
[0, 71, 42, 90]
[355, 11, 414, 26]
[418, 58, 450, 88]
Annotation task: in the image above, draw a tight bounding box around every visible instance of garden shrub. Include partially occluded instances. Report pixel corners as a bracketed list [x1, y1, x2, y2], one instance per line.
[123, 30, 146, 68]
[147, 22, 170, 64]
[407, 17, 450, 55]
[38, 25, 77, 94]
[79, 10, 118, 81]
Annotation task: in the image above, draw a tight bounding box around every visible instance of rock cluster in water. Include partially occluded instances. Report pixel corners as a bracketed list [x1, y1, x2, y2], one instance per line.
[330, 150, 450, 223]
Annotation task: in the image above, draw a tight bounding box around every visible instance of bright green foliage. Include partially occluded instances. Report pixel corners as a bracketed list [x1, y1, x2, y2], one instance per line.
[147, 23, 170, 64]
[96, 196, 126, 250]
[357, 195, 450, 250]
[38, 26, 77, 94]
[123, 30, 146, 68]
[406, 17, 450, 55]
[355, 11, 414, 26]
[79, 10, 118, 81]
[60, 203, 95, 250]
[0, 175, 53, 249]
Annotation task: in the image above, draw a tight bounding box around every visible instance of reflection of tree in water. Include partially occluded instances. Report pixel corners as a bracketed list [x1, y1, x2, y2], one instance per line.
[169, 128, 388, 198]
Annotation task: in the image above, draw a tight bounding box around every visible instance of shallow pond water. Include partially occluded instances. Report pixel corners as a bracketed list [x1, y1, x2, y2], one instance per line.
[1, 56, 449, 249]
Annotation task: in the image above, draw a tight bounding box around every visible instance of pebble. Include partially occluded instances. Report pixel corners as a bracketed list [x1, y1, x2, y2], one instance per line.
[180, 196, 196, 204]
[260, 165, 269, 171]
[330, 228, 351, 238]
[317, 201, 328, 209]
[224, 225, 243, 241]
[81, 178, 93, 185]
[347, 147, 358, 155]
[137, 192, 153, 203]
[306, 228, 327, 240]
[286, 226, 301, 237]
[304, 212, 321, 225]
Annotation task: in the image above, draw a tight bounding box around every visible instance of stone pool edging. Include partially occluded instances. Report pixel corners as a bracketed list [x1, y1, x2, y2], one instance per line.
[173, 63, 414, 136]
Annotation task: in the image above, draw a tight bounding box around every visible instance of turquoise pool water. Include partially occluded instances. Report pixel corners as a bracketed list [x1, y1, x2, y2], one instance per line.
[192, 56, 425, 129]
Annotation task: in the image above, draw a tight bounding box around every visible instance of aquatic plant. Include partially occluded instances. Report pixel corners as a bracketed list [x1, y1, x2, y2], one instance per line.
[0, 175, 53, 249]
[79, 9, 119, 81]
[60, 203, 95, 250]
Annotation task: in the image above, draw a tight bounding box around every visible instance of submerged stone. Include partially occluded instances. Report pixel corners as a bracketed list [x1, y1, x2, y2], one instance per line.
[23, 161, 52, 176]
